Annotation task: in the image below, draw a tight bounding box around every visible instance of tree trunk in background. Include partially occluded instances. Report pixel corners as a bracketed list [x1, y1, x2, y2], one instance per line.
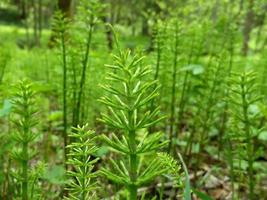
[105, 16, 113, 50]
[49, 0, 72, 47]
[242, 0, 254, 56]
[20, 0, 27, 19]
[104, 0, 114, 50]
[141, 16, 149, 35]
[32, 0, 38, 46]
[58, 0, 72, 17]
[255, 4, 267, 50]
[31, 0, 43, 46]
[211, 0, 220, 23]
[38, 0, 42, 44]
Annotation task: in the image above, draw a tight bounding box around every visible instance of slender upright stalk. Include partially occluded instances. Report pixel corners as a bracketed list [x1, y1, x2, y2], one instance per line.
[53, 11, 70, 166]
[183, 30, 206, 156]
[176, 35, 195, 138]
[12, 81, 38, 200]
[60, 23, 68, 165]
[126, 75, 138, 199]
[198, 34, 227, 152]
[241, 78, 254, 200]
[199, 62, 222, 152]
[168, 20, 179, 153]
[225, 139, 235, 200]
[218, 33, 234, 158]
[74, 23, 93, 126]
[22, 141, 28, 200]
[71, 58, 78, 126]
[149, 21, 166, 132]
[72, 0, 104, 126]
[228, 71, 260, 199]
[81, 150, 86, 200]
[150, 22, 163, 111]
[129, 125, 137, 199]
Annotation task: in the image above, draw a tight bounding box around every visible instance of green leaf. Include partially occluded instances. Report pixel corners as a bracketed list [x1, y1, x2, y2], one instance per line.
[94, 146, 109, 157]
[0, 99, 12, 117]
[32, 82, 55, 92]
[177, 153, 191, 200]
[192, 190, 214, 200]
[181, 64, 204, 75]
[43, 165, 66, 185]
[48, 110, 62, 121]
[258, 131, 267, 141]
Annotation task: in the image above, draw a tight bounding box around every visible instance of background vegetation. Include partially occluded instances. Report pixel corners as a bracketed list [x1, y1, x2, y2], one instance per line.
[0, 0, 267, 199]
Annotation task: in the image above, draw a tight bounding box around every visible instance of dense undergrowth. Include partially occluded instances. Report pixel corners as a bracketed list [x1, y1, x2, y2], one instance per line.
[0, 0, 267, 199]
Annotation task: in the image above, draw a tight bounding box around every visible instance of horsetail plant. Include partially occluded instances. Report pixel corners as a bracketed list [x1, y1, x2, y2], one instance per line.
[65, 124, 99, 200]
[99, 49, 169, 199]
[157, 152, 184, 200]
[52, 10, 70, 164]
[149, 19, 166, 114]
[217, 26, 236, 158]
[168, 19, 180, 154]
[176, 23, 207, 143]
[73, 0, 104, 126]
[183, 22, 211, 156]
[157, 152, 182, 188]
[227, 71, 263, 200]
[11, 81, 39, 200]
[197, 51, 226, 154]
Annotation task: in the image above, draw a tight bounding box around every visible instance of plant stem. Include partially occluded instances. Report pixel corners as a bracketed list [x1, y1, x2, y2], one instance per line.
[129, 152, 137, 199]
[149, 22, 164, 132]
[71, 58, 78, 126]
[129, 110, 137, 200]
[199, 60, 222, 151]
[22, 110, 30, 200]
[61, 29, 68, 165]
[176, 34, 195, 138]
[128, 77, 137, 199]
[227, 139, 235, 200]
[75, 22, 93, 126]
[218, 35, 234, 158]
[241, 78, 254, 199]
[81, 142, 86, 200]
[168, 21, 179, 154]
[183, 32, 205, 156]
[22, 141, 28, 200]
[150, 25, 162, 112]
